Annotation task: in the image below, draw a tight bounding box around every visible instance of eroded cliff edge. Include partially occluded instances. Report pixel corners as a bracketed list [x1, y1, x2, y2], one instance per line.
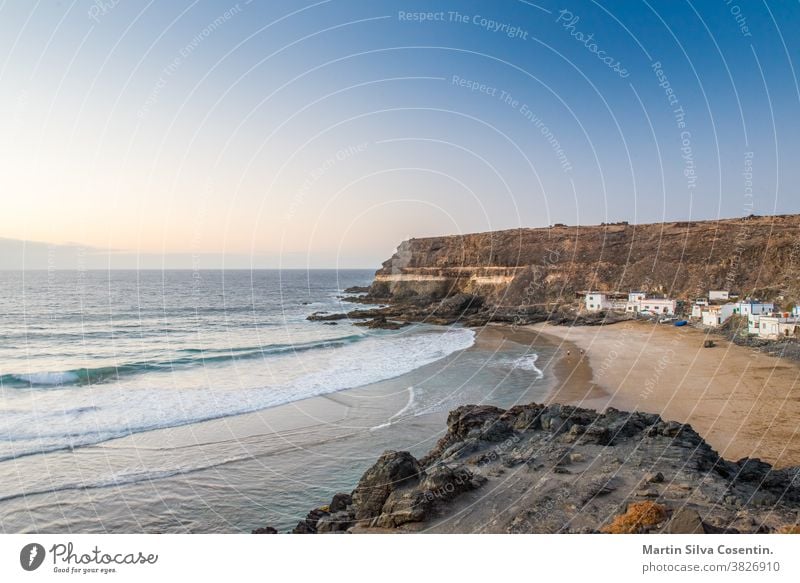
[368, 215, 800, 309]
[257, 403, 800, 534]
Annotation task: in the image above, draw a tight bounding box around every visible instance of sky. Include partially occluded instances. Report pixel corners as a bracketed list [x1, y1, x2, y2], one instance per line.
[1, 0, 798, 269]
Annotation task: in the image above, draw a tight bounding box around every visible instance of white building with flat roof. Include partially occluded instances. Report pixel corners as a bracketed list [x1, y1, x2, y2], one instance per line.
[628, 291, 646, 303]
[755, 314, 800, 339]
[709, 290, 730, 301]
[584, 292, 609, 312]
[638, 298, 677, 315]
[691, 298, 709, 319]
[748, 314, 762, 335]
[734, 300, 774, 316]
[701, 304, 736, 327]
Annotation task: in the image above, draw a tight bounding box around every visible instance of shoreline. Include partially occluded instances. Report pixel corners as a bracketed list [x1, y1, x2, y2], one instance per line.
[492, 323, 606, 408]
[530, 320, 800, 468]
[0, 324, 558, 533]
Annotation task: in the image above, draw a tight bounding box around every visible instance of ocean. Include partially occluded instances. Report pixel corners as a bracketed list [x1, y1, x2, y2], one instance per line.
[0, 270, 555, 533]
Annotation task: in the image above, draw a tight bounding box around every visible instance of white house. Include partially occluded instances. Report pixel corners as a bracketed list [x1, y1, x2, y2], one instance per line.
[780, 320, 800, 338]
[585, 292, 609, 312]
[639, 298, 677, 315]
[628, 291, 647, 303]
[701, 304, 736, 327]
[690, 298, 709, 319]
[734, 300, 774, 316]
[755, 315, 800, 339]
[709, 290, 730, 301]
[748, 314, 762, 335]
[793, 306, 800, 317]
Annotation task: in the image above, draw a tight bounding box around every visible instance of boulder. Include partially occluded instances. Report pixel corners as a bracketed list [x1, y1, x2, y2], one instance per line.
[351, 451, 421, 522]
[329, 492, 352, 513]
[666, 508, 706, 534]
[316, 511, 352, 533]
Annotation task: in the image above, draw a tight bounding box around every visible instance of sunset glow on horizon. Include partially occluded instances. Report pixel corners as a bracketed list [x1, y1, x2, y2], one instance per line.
[2, 1, 799, 268]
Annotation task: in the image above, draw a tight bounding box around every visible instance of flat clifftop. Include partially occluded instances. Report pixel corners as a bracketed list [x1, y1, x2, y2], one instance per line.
[370, 215, 800, 306]
[262, 403, 800, 534]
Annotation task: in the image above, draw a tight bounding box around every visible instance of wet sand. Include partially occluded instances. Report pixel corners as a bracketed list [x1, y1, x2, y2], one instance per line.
[486, 324, 598, 404]
[531, 321, 800, 468]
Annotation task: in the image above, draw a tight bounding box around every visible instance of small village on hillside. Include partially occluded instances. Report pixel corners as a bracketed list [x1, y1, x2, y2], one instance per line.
[581, 289, 800, 340]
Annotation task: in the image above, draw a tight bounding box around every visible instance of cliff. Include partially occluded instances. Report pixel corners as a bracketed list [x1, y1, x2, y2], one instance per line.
[368, 215, 800, 308]
[257, 403, 800, 534]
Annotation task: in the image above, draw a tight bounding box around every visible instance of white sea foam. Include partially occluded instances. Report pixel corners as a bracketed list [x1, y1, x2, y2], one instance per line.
[0, 328, 475, 460]
[369, 385, 417, 431]
[511, 354, 544, 377]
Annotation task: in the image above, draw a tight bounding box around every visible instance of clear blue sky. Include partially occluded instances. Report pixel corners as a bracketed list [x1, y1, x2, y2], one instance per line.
[1, 0, 798, 268]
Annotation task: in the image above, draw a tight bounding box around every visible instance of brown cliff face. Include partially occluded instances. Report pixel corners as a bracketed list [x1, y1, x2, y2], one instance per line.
[369, 215, 800, 308]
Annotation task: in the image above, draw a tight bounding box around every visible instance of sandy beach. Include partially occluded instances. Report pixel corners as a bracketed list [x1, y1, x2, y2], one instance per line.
[532, 321, 800, 468]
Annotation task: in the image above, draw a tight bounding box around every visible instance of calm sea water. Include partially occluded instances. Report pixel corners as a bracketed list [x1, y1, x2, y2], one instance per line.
[0, 270, 552, 533]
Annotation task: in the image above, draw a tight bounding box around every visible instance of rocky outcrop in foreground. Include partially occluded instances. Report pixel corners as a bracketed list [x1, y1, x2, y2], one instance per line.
[255, 404, 800, 534]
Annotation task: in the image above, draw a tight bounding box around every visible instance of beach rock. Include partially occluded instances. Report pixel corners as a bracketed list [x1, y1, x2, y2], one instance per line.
[251, 526, 278, 534]
[371, 463, 485, 528]
[644, 471, 664, 484]
[354, 316, 409, 330]
[285, 402, 800, 534]
[351, 451, 420, 522]
[307, 312, 348, 321]
[291, 507, 330, 534]
[735, 458, 772, 481]
[665, 508, 706, 534]
[436, 293, 483, 315]
[329, 492, 352, 513]
[316, 511, 352, 533]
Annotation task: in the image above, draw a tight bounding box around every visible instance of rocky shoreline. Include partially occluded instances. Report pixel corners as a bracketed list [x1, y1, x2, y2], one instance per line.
[255, 402, 800, 534]
[310, 290, 631, 329]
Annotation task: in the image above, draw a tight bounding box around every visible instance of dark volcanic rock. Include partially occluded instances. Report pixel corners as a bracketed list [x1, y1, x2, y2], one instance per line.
[354, 316, 409, 330]
[351, 451, 421, 522]
[307, 311, 348, 321]
[665, 508, 707, 534]
[329, 492, 352, 513]
[291, 507, 330, 534]
[284, 402, 800, 534]
[316, 511, 352, 533]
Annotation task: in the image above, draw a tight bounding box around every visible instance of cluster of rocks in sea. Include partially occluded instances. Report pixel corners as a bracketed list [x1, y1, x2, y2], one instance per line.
[253, 403, 800, 534]
[308, 290, 631, 328]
